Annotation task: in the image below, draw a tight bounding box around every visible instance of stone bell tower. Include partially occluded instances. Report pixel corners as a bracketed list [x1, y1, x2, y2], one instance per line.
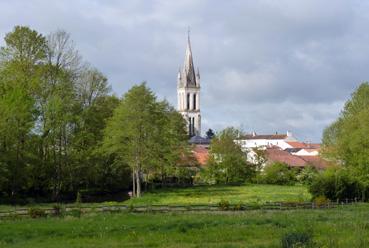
[177, 32, 201, 137]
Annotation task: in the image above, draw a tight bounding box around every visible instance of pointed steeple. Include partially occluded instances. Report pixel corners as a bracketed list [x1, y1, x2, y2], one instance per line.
[176, 29, 201, 137]
[178, 29, 198, 88]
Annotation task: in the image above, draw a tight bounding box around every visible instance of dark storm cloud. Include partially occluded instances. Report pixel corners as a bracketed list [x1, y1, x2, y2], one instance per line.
[1, 0, 368, 141]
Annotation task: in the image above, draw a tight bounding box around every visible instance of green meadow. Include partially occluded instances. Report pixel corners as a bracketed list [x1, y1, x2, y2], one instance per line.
[125, 184, 311, 206]
[1, 204, 369, 247]
[0, 184, 310, 212]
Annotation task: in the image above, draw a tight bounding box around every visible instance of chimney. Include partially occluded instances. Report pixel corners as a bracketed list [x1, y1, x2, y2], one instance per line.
[252, 131, 256, 137]
[287, 131, 292, 137]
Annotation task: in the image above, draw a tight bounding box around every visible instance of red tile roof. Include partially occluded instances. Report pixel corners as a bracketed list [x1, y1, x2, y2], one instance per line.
[265, 148, 306, 167]
[192, 145, 209, 166]
[298, 156, 330, 170]
[265, 147, 329, 169]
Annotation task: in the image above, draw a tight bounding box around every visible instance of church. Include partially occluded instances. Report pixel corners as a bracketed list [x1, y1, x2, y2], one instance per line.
[177, 33, 201, 137]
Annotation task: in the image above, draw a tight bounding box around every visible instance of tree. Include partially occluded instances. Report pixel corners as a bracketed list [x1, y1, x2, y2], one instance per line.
[322, 82, 369, 182]
[103, 83, 188, 197]
[0, 26, 47, 197]
[206, 129, 215, 139]
[103, 83, 158, 197]
[260, 162, 296, 185]
[206, 127, 254, 184]
[147, 101, 188, 186]
[0, 26, 121, 201]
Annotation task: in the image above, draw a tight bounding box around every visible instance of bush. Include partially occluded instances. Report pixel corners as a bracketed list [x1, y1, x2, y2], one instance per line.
[52, 204, 64, 217]
[233, 202, 244, 211]
[75, 191, 82, 205]
[296, 166, 318, 185]
[313, 196, 330, 207]
[281, 231, 313, 248]
[218, 199, 230, 210]
[309, 167, 363, 201]
[28, 207, 46, 218]
[260, 162, 296, 185]
[68, 209, 82, 218]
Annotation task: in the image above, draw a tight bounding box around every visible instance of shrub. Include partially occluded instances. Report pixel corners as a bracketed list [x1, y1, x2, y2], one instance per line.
[281, 231, 313, 248]
[68, 209, 82, 218]
[128, 204, 135, 212]
[28, 207, 46, 218]
[52, 204, 64, 217]
[296, 166, 318, 185]
[313, 196, 330, 207]
[233, 202, 243, 211]
[218, 199, 230, 210]
[309, 167, 363, 201]
[75, 191, 82, 205]
[260, 162, 296, 185]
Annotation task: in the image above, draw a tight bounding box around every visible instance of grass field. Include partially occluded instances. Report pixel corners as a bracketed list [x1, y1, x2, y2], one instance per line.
[1, 204, 369, 247]
[0, 184, 310, 212]
[125, 184, 311, 206]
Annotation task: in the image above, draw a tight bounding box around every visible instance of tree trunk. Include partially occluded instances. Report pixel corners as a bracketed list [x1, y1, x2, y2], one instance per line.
[136, 170, 141, 197]
[132, 170, 136, 197]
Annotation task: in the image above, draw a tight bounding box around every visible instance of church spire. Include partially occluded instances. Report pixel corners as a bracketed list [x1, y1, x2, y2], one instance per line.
[178, 28, 197, 88]
[177, 29, 201, 137]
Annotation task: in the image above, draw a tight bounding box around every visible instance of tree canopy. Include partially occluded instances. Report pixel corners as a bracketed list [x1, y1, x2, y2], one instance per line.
[103, 83, 188, 197]
[322, 82, 369, 181]
[205, 127, 255, 184]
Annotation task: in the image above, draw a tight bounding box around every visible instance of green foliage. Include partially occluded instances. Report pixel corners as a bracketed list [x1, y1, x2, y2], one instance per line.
[205, 128, 215, 139]
[309, 167, 365, 201]
[75, 191, 82, 205]
[260, 162, 296, 185]
[0, 26, 130, 201]
[322, 82, 369, 181]
[103, 83, 187, 197]
[313, 195, 330, 207]
[68, 209, 82, 218]
[296, 166, 318, 185]
[52, 204, 64, 217]
[218, 199, 230, 210]
[28, 207, 46, 218]
[206, 127, 255, 184]
[281, 231, 313, 248]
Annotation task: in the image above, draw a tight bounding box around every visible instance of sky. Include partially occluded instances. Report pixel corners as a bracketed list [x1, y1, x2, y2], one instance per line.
[1, 0, 368, 142]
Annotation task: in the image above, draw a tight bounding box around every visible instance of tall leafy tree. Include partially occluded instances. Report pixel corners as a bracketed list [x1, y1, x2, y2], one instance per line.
[322, 82, 369, 182]
[206, 127, 254, 184]
[103, 83, 160, 197]
[0, 26, 47, 197]
[103, 83, 187, 197]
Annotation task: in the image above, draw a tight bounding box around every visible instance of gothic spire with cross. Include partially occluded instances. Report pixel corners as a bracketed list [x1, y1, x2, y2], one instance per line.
[178, 28, 199, 88]
[177, 29, 201, 137]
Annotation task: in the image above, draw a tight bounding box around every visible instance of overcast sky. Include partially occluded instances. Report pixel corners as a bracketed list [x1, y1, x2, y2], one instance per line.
[1, 0, 368, 142]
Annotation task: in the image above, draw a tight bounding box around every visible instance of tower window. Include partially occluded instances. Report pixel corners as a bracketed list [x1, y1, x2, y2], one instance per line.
[193, 94, 196, 110]
[187, 93, 190, 110]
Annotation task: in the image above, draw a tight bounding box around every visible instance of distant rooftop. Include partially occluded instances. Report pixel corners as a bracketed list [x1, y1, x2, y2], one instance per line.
[237, 131, 295, 140]
[189, 135, 211, 145]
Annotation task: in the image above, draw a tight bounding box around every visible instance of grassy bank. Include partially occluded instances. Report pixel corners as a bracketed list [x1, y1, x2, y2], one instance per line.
[1, 204, 369, 247]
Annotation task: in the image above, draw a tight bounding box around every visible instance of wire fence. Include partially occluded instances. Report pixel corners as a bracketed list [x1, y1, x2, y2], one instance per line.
[0, 198, 362, 219]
